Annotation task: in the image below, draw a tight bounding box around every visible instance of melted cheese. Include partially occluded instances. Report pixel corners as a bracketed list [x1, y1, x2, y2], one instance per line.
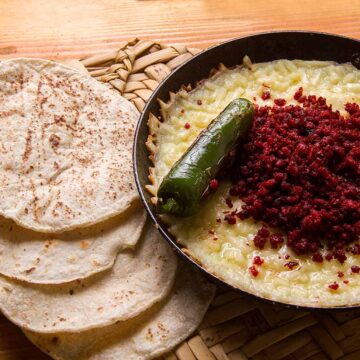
[153, 59, 360, 307]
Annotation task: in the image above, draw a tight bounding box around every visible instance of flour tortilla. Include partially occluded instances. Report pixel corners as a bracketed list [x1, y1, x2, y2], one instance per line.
[55, 59, 89, 74]
[24, 264, 215, 360]
[0, 58, 139, 233]
[0, 224, 177, 333]
[0, 199, 146, 284]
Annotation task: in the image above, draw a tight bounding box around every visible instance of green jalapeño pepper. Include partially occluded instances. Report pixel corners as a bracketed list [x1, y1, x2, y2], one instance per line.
[157, 98, 254, 216]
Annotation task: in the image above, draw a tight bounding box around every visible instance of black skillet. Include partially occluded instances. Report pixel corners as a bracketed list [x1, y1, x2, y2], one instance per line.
[133, 31, 360, 309]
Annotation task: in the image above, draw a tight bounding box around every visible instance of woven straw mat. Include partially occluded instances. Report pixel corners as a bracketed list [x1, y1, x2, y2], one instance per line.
[1, 38, 360, 360]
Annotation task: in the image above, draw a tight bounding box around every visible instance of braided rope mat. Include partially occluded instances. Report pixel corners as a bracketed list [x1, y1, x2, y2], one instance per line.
[1, 38, 360, 360]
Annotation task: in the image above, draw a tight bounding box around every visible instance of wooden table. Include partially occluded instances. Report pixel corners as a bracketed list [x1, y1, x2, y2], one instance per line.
[0, 0, 359, 60]
[0, 0, 359, 359]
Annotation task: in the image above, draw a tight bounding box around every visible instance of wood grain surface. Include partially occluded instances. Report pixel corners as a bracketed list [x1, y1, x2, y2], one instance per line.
[0, 0, 359, 59]
[0, 1, 359, 359]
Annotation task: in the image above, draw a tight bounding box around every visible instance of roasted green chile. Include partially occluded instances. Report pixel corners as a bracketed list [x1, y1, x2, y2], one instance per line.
[157, 98, 254, 216]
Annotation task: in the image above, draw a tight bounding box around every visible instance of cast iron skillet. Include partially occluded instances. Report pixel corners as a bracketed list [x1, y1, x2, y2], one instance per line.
[133, 31, 360, 309]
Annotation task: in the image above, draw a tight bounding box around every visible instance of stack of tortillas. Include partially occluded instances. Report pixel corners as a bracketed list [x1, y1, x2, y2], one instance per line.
[0, 59, 215, 359]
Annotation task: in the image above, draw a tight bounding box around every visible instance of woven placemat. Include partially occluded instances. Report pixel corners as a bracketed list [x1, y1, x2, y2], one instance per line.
[1, 38, 360, 360]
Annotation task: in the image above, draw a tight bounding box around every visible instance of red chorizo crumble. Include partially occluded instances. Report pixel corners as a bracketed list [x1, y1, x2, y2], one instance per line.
[209, 179, 219, 190]
[258, 226, 270, 237]
[261, 91, 271, 100]
[312, 252, 324, 263]
[224, 213, 236, 225]
[269, 234, 284, 249]
[225, 197, 233, 208]
[328, 282, 339, 290]
[253, 233, 266, 249]
[249, 265, 259, 277]
[348, 243, 360, 255]
[253, 255, 264, 265]
[184, 122, 191, 129]
[251, 226, 285, 250]
[284, 261, 299, 270]
[337, 271, 344, 278]
[228, 90, 360, 262]
[197, 99, 203, 105]
[333, 249, 347, 264]
[343, 280, 349, 284]
[351, 265, 360, 273]
[325, 253, 334, 261]
[274, 98, 286, 106]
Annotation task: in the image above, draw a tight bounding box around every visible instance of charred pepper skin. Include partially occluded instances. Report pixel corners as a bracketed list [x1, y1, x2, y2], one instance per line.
[157, 98, 254, 216]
